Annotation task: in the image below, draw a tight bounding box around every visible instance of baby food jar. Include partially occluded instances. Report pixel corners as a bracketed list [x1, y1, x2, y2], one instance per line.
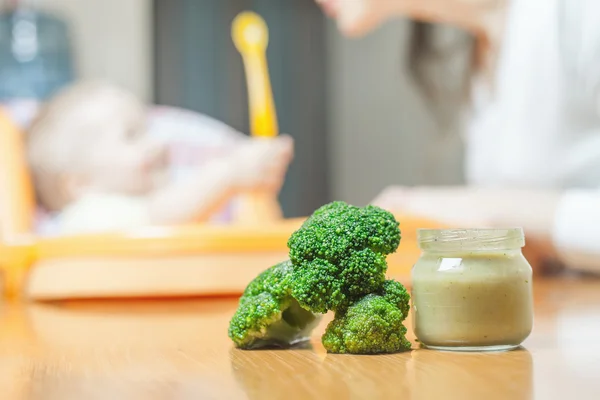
[412, 228, 533, 352]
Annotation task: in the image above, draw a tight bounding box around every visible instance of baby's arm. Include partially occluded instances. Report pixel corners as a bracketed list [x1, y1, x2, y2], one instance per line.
[147, 157, 238, 224]
[147, 135, 293, 225]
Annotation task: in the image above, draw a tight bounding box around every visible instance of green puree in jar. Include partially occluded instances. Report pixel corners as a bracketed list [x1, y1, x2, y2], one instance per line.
[412, 229, 534, 352]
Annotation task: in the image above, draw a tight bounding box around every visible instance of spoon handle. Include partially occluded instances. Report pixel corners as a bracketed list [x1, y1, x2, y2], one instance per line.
[241, 49, 278, 138]
[231, 11, 283, 223]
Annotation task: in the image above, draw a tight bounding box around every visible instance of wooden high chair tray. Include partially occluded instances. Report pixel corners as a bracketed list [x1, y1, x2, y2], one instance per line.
[13, 215, 439, 301]
[36, 218, 305, 258]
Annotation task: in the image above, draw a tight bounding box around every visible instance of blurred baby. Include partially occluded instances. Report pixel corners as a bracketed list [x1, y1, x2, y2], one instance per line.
[26, 81, 293, 234]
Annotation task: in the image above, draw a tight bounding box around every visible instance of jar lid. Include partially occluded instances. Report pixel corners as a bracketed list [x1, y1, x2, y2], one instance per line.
[417, 228, 525, 251]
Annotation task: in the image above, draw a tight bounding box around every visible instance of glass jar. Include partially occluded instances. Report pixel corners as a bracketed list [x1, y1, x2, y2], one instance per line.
[412, 228, 533, 352]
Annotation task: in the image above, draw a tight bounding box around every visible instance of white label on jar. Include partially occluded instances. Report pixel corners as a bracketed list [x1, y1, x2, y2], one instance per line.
[437, 258, 463, 271]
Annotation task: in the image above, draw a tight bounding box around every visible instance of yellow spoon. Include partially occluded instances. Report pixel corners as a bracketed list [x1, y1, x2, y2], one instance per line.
[232, 11, 279, 137]
[231, 11, 283, 223]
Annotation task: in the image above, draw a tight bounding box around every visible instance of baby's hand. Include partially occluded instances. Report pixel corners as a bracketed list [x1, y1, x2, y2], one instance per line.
[231, 135, 294, 192]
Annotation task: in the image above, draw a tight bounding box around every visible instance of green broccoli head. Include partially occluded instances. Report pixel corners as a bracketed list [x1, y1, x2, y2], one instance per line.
[228, 261, 321, 349]
[287, 201, 401, 313]
[321, 289, 412, 354]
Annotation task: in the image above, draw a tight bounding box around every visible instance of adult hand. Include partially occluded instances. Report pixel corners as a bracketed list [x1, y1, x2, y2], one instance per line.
[316, 0, 501, 42]
[373, 185, 564, 272]
[316, 0, 400, 37]
[373, 186, 560, 238]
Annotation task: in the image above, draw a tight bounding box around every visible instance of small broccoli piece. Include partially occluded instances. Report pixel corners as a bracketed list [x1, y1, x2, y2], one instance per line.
[287, 201, 400, 313]
[380, 279, 410, 320]
[322, 291, 412, 354]
[228, 261, 320, 349]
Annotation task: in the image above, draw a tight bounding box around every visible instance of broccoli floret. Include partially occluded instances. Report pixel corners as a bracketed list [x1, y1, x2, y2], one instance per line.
[322, 289, 412, 354]
[228, 261, 320, 349]
[380, 279, 410, 320]
[229, 202, 411, 354]
[287, 201, 400, 313]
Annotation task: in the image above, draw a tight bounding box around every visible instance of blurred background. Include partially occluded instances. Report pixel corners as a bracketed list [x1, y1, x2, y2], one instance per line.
[0, 0, 470, 218]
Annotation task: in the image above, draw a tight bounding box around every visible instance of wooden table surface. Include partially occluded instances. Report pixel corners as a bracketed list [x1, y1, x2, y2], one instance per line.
[0, 277, 599, 400]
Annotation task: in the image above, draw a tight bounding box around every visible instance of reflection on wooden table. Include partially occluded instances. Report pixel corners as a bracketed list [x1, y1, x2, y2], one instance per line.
[0, 278, 599, 399]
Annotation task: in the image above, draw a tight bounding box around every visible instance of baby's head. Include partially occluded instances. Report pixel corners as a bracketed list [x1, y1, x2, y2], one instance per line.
[27, 81, 167, 211]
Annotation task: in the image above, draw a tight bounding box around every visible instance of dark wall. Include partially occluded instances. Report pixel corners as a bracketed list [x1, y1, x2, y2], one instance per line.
[153, 0, 330, 217]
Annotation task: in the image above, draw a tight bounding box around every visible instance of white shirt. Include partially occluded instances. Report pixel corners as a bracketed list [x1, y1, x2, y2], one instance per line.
[467, 0, 600, 272]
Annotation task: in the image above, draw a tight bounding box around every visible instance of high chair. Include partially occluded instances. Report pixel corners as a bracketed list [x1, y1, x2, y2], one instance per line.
[0, 109, 300, 300]
[0, 12, 443, 300]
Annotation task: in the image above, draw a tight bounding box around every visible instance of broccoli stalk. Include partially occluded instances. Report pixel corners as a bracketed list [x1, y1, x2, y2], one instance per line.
[228, 261, 320, 349]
